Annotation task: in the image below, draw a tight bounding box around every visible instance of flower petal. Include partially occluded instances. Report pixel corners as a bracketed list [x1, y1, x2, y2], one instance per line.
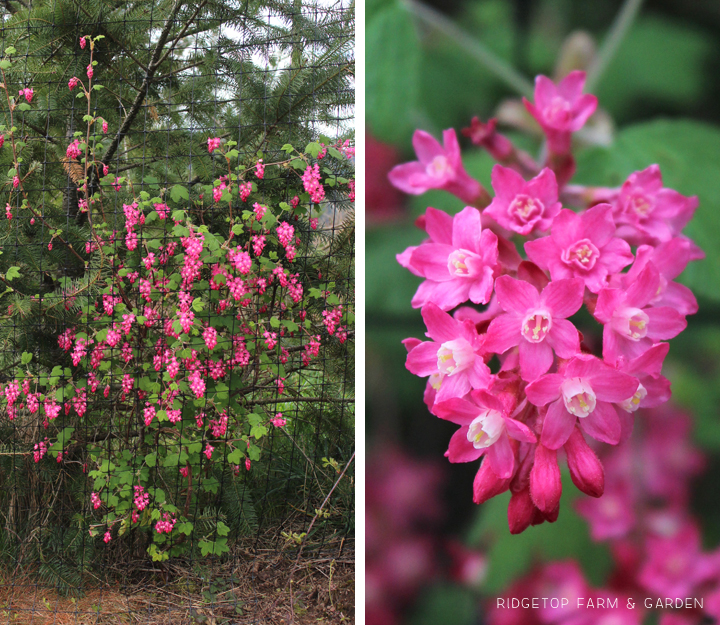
[526, 374, 563, 406]
[447, 426, 485, 463]
[495, 275, 540, 314]
[541, 399, 576, 449]
[424, 207, 454, 244]
[452, 206, 483, 251]
[405, 341, 439, 377]
[546, 318, 580, 358]
[484, 313, 522, 354]
[412, 129, 444, 164]
[504, 417, 537, 443]
[519, 340, 554, 382]
[579, 401, 621, 445]
[646, 307, 687, 340]
[541, 278, 584, 318]
[434, 397, 480, 425]
[487, 433, 515, 478]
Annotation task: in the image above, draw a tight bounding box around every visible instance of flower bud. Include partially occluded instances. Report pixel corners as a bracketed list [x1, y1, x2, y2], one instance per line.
[564, 427, 604, 497]
[473, 459, 511, 504]
[508, 487, 535, 534]
[530, 444, 562, 513]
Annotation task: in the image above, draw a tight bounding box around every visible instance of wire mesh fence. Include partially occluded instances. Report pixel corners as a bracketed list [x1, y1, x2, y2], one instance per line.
[0, 1, 354, 622]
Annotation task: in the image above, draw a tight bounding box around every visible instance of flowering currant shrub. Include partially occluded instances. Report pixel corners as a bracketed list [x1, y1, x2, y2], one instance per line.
[394, 70, 701, 533]
[0, 38, 354, 560]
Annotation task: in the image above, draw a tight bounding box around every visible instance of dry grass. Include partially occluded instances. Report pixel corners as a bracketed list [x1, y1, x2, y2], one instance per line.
[0, 551, 354, 625]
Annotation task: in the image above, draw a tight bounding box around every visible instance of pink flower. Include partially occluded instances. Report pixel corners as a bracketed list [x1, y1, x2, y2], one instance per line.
[405, 303, 491, 403]
[522, 71, 598, 153]
[526, 354, 639, 449]
[102, 120, 108, 134]
[19, 88, 33, 103]
[255, 159, 265, 179]
[103, 530, 111, 543]
[524, 204, 634, 293]
[5, 204, 11, 220]
[397, 206, 499, 311]
[203, 326, 218, 351]
[484, 275, 584, 381]
[204, 444, 214, 460]
[484, 165, 562, 235]
[207, 137, 221, 153]
[12, 175, 19, 189]
[609, 238, 702, 316]
[388, 129, 484, 204]
[638, 522, 718, 598]
[271, 413, 287, 427]
[79, 36, 86, 49]
[0, 135, 4, 148]
[434, 389, 536, 478]
[68, 76, 79, 90]
[66, 139, 82, 160]
[612, 165, 698, 245]
[180, 466, 189, 477]
[86, 64, 93, 79]
[594, 263, 686, 365]
[614, 343, 671, 425]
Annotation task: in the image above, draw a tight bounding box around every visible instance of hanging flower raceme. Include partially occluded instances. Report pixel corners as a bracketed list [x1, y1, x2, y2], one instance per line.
[394, 70, 701, 532]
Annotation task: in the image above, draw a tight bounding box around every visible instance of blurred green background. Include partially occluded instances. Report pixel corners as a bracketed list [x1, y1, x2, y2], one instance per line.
[366, 0, 720, 622]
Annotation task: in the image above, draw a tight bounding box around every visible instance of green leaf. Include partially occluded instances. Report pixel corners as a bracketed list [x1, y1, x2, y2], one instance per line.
[574, 119, 720, 303]
[170, 184, 189, 203]
[145, 453, 157, 467]
[366, 2, 420, 142]
[20, 351, 32, 365]
[16, 103, 31, 112]
[216, 521, 230, 537]
[270, 316, 280, 328]
[281, 143, 294, 153]
[227, 448, 244, 464]
[5, 266, 21, 281]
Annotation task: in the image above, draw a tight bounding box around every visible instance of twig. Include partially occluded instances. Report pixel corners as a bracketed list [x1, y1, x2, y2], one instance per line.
[281, 452, 354, 624]
[402, 0, 534, 98]
[586, 0, 645, 92]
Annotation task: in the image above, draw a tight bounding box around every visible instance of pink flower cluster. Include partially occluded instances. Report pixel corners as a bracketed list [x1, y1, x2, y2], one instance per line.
[396, 71, 702, 532]
[18, 88, 33, 103]
[155, 512, 176, 534]
[302, 164, 325, 203]
[66, 139, 82, 160]
[207, 137, 221, 153]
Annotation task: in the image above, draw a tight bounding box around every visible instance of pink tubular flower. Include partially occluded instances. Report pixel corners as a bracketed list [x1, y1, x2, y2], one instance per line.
[79, 36, 86, 49]
[434, 390, 536, 478]
[388, 129, 484, 204]
[526, 354, 639, 449]
[405, 303, 491, 403]
[68, 76, 79, 90]
[524, 204, 634, 293]
[484, 165, 562, 235]
[484, 275, 584, 381]
[204, 444, 214, 460]
[397, 206, 499, 311]
[19, 88, 33, 103]
[255, 159, 265, 179]
[594, 263, 686, 365]
[609, 238, 702, 316]
[207, 137, 221, 153]
[12, 175, 19, 189]
[271, 413, 287, 427]
[86, 64, 93, 79]
[102, 120, 108, 134]
[522, 70, 598, 153]
[613, 165, 698, 245]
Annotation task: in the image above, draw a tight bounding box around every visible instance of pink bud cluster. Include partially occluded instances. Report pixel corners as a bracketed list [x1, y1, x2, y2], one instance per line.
[396, 71, 702, 532]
